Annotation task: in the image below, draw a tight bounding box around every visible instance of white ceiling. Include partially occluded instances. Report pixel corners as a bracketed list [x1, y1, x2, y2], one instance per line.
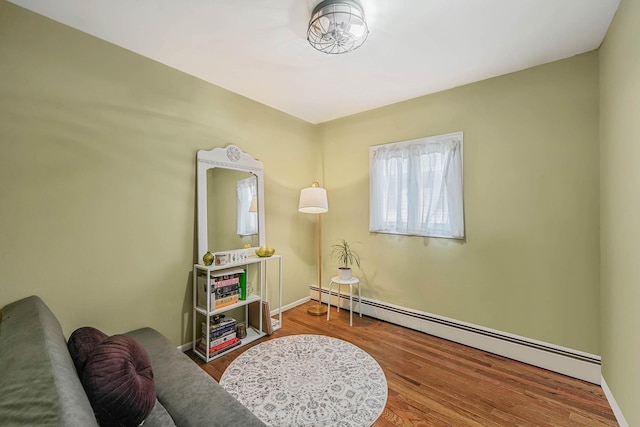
[9, 0, 620, 124]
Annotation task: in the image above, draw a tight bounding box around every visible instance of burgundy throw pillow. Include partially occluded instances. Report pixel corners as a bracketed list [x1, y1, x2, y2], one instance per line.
[82, 335, 156, 427]
[68, 326, 108, 377]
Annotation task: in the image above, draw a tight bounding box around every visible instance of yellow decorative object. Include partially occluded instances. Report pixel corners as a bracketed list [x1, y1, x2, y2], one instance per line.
[203, 251, 214, 266]
[255, 246, 275, 257]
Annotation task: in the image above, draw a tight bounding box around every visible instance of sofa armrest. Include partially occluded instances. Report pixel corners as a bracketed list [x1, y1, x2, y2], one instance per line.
[0, 296, 99, 427]
[126, 328, 265, 427]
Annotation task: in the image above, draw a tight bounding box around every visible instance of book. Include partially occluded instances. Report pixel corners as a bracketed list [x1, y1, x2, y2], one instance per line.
[210, 268, 244, 281]
[196, 276, 210, 309]
[197, 337, 242, 357]
[210, 336, 240, 352]
[213, 277, 240, 288]
[205, 330, 237, 348]
[209, 339, 242, 357]
[210, 267, 244, 277]
[239, 269, 247, 300]
[215, 299, 239, 310]
[203, 323, 236, 340]
[202, 317, 236, 339]
[214, 294, 239, 309]
[249, 300, 273, 335]
[205, 315, 236, 329]
[214, 284, 239, 297]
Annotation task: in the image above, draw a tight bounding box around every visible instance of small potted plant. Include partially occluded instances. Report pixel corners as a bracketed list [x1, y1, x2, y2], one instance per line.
[331, 239, 361, 280]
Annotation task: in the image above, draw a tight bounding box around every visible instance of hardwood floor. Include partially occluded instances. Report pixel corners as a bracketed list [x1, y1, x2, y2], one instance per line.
[189, 301, 618, 426]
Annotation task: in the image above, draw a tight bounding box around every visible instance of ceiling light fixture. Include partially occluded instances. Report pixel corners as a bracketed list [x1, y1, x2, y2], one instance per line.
[307, 0, 369, 54]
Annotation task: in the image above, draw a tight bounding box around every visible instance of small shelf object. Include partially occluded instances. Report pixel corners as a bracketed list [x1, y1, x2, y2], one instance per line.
[193, 254, 283, 362]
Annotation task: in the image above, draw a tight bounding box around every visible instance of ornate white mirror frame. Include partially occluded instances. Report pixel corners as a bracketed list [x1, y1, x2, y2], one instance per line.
[196, 145, 266, 261]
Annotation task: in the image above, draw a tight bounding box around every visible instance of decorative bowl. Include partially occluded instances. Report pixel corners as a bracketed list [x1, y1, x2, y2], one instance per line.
[255, 247, 275, 257]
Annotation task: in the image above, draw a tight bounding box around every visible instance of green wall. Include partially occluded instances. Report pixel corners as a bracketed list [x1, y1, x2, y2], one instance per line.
[0, 1, 319, 344]
[0, 1, 601, 355]
[319, 52, 601, 354]
[600, 0, 640, 424]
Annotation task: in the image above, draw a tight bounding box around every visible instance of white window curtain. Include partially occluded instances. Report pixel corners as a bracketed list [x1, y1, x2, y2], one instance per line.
[237, 176, 258, 236]
[370, 132, 464, 239]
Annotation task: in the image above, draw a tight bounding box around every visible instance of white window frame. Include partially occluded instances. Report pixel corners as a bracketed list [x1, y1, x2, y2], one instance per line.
[369, 131, 464, 239]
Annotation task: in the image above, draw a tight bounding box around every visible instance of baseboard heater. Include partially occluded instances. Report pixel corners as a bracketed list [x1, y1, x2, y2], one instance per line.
[312, 286, 601, 384]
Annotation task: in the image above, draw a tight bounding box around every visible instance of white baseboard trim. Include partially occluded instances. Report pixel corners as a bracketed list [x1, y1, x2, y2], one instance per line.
[601, 375, 629, 427]
[178, 342, 191, 353]
[311, 286, 601, 384]
[272, 296, 310, 316]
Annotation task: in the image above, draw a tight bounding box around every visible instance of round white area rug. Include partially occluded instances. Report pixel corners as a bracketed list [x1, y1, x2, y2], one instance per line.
[220, 334, 388, 427]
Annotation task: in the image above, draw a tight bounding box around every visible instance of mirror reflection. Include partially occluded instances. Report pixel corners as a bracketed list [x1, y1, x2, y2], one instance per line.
[207, 168, 259, 253]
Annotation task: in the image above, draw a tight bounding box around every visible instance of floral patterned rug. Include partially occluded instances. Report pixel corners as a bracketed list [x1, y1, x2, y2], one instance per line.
[220, 334, 388, 427]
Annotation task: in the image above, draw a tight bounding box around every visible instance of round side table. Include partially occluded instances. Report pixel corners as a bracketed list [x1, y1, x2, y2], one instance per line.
[326, 276, 361, 326]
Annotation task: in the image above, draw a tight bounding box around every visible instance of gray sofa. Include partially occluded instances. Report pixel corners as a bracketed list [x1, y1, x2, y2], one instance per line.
[0, 296, 266, 426]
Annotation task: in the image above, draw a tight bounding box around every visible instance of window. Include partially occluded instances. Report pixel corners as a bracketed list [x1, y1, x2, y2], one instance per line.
[370, 132, 464, 239]
[237, 176, 258, 236]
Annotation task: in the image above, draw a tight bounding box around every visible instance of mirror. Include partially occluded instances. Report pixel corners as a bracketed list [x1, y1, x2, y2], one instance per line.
[197, 145, 265, 261]
[206, 169, 259, 252]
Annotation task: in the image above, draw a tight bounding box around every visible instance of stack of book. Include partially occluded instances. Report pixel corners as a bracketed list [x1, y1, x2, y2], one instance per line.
[212, 269, 241, 309]
[197, 268, 244, 310]
[197, 315, 241, 357]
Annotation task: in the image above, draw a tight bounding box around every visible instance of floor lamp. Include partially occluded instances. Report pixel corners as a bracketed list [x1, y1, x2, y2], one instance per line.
[299, 182, 329, 316]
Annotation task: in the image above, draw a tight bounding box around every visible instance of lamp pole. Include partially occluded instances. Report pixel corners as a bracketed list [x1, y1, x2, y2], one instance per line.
[307, 212, 327, 316]
[298, 182, 329, 316]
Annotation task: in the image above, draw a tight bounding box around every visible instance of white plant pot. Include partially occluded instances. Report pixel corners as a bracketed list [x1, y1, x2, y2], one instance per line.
[338, 267, 352, 281]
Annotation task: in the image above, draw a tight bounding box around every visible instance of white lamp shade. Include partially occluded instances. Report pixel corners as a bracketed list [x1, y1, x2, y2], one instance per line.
[299, 185, 328, 214]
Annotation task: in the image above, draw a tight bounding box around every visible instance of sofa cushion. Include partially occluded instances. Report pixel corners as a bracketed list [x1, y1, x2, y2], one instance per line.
[68, 326, 108, 376]
[82, 334, 156, 427]
[126, 328, 266, 427]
